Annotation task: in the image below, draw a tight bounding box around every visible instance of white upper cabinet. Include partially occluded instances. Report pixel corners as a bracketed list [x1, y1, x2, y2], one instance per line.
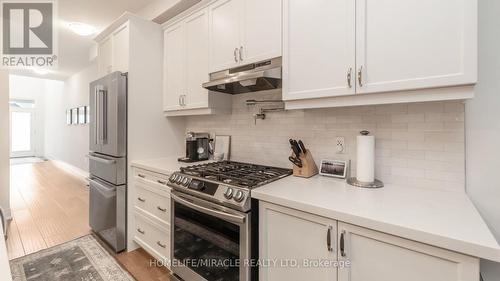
[111, 23, 130, 74]
[283, 0, 477, 109]
[163, 23, 185, 111]
[185, 9, 210, 109]
[355, 0, 477, 94]
[97, 23, 130, 78]
[242, 0, 282, 64]
[209, 0, 243, 72]
[337, 222, 479, 281]
[209, 0, 282, 72]
[283, 0, 356, 101]
[97, 37, 112, 77]
[163, 8, 231, 116]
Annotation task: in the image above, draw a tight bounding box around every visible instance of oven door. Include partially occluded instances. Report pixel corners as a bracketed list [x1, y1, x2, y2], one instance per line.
[171, 192, 251, 281]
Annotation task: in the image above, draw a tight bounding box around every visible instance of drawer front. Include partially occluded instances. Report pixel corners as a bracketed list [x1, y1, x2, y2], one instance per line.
[134, 213, 170, 261]
[134, 168, 170, 187]
[135, 183, 170, 224]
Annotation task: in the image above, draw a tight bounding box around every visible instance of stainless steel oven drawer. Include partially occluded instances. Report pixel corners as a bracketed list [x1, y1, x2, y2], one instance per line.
[88, 153, 126, 185]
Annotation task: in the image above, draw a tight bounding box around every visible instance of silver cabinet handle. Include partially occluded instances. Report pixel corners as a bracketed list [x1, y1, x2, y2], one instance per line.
[157, 206, 167, 212]
[137, 228, 145, 234]
[347, 67, 352, 88]
[340, 230, 346, 257]
[157, 241, 166, 248]
[239, 46, 243, 61]
[137, 197, 146, 202]
[157, 179, 167, 185]
[358, 66, 363, 87]
[138, 174, 146, 178]
[327, 226, 333, 252]
[234, 48, 239, 62]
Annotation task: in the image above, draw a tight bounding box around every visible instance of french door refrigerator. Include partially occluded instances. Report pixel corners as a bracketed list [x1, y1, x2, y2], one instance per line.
[88, 71, 127, 252]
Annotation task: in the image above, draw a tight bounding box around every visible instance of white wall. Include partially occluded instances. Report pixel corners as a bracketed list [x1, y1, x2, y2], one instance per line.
[9, 75, 48, 157]
[466, 0, 500, 278]
[44, 63, 98, 173]
[0, 71, 10, 219]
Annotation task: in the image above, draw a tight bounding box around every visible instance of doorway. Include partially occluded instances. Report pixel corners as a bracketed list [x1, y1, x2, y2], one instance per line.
[9, 100, 36, 158]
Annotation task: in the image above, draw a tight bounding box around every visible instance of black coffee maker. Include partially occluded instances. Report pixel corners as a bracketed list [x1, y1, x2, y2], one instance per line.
[179, 132, 211, 163]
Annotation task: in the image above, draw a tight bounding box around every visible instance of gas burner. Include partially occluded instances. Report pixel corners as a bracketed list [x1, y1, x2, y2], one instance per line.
[180, 161, 292, 189]
[170, 161, 292, 212]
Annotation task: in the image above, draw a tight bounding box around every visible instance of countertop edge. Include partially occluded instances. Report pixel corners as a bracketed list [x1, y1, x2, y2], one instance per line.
[252, 190, 500, 263]
[130, 161, 175, 175]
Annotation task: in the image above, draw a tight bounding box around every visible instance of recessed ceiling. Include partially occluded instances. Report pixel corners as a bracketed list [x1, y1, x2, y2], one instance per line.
[10, 0, 159, 81]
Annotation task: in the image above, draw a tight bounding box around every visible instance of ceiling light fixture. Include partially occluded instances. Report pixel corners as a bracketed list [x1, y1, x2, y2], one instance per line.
[33, 68, 50, 75]
[68, 22, 96, 36]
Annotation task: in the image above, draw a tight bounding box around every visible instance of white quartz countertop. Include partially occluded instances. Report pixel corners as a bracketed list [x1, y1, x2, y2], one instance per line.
[252, 175, 500, 262]
[131, 156, 213, 175]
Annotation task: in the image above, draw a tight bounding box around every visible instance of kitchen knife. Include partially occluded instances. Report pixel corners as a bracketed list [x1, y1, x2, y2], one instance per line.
[298, 140, 306, 155]
[289, 139, 301, 158]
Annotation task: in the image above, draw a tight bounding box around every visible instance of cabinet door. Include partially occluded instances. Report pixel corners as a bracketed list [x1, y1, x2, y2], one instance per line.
[209, 0, 242, 72]
[283, 0, 356, 101]
[112, 23, 129, 73]
[355, 0, 477, 94]
[337, 223, 479, 281]
[98, 36, 112, 77]
[185, 9, 210, 109]
[241, 0, 282, 64]
[260, 202, 337, 281]
[163, 24, 185, 111]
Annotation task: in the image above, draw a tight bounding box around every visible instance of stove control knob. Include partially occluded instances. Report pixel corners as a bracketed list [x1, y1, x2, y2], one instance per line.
[224, 188, 234, 199]
[234, 190, 245, 202]
[176, 176, 184, 184]
[168, 174, 176, 183]
[181, 177, 189, 186]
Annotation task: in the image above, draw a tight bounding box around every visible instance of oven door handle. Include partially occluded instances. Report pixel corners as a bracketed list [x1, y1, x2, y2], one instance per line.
[171, 193, 246, 225]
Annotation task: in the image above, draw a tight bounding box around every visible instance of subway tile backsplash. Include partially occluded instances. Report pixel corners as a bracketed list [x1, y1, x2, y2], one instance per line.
[185, 90, 465, 192]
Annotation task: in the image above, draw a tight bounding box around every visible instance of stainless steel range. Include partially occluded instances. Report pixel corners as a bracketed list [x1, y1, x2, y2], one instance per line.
[168, 161, 292, 281]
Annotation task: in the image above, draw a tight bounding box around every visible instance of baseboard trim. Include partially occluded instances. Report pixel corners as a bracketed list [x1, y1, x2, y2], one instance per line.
[47, 158, 89, 179]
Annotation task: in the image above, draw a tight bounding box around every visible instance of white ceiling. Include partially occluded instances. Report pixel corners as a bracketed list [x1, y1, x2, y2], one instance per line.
[10, 0, 159, 81]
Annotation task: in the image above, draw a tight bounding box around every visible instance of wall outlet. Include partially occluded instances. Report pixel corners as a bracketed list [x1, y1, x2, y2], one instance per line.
[336, 137, 345, 153]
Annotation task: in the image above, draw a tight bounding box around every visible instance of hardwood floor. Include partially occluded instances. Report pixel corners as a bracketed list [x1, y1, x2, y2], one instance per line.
[6, 160, 172, 281]
[116, 248, 172, 281]
[6, 161, 90, 260]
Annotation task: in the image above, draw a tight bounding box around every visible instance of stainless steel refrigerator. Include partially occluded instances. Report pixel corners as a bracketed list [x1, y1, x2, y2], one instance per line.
[88, 71, 127, 252]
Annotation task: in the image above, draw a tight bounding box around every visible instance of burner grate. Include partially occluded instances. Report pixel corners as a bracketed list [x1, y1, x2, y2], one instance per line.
[180, 161, 292, 188]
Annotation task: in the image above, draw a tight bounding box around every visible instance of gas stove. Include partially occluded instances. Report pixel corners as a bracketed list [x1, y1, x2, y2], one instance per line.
[168, 161, 292, 212]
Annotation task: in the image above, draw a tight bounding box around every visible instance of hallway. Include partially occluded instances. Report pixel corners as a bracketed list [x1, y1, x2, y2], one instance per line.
[6, 161, 90, 260]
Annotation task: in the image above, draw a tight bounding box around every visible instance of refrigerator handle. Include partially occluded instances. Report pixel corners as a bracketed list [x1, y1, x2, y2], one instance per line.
[94, 86, 100, 145]
[100, 89, 108, 145]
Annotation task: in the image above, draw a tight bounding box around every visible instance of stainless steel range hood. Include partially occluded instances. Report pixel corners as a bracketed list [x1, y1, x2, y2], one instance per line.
[202, 57, 281, 94]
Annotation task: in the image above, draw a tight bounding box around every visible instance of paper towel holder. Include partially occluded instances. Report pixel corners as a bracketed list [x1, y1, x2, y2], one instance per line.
[347, 177, 384, 188]
[347, 130, 384, 188]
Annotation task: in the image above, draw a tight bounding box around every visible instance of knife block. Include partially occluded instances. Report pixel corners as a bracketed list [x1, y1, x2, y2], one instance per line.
[292, 149, 319, 178]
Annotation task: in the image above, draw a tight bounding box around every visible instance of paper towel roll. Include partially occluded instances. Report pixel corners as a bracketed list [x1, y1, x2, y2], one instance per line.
[356, 133, 375, 183]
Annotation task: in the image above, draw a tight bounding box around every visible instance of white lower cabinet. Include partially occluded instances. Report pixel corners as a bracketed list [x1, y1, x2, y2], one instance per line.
[337, 222, 479, 281]
[134, 212, 170, 263]
[259, 202, 338, 281]
[132, 168, 171, 266]
[259, 202, 480, 281]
